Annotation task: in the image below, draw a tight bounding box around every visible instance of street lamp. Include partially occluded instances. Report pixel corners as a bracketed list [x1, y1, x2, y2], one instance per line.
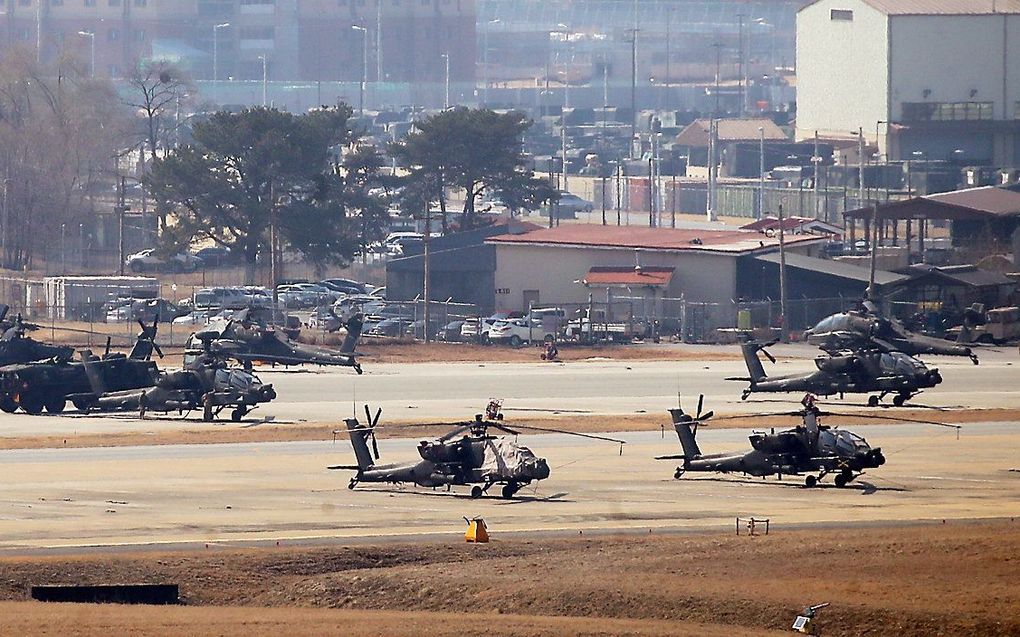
[352, 25, 368, 115]
[483, 18, 500, 105]
[77, 31, 95, 79]
[258, 55, 268, 106]
[441, 52, 450, 109]
[213, 22, 230, 82]
[758, 126, 765, 220]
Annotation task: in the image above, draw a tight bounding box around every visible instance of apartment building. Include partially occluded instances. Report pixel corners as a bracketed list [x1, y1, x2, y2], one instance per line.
[0, 0, 476, 83]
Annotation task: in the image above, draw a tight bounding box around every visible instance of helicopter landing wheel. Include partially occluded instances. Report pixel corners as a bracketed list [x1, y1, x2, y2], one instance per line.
[71, 397, 91, 413]
[18, 393, 44, 415]
[804, 475, 818, 488]
[834, 472, 851, 488]
[354, 364, 363, 375]
[501, 483, 519, 499]
[470, 486, 483, 499]
[0, 395, 17, 413]
[674, 467, 686, 480]
[867, 395, 880, 407]
[44, 397, 66, 414]
[892, 393, 908, 407]
[231, 407, 247, 422]
[348, 478, 358, 490]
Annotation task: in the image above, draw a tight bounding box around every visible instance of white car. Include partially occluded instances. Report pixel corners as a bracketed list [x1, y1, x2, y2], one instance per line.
[488, 318, 558, 348]
[125, 249, 203, 273]
[173, 309, 215, 326]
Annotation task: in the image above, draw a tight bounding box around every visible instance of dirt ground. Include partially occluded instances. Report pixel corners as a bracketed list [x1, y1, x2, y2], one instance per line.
[2, 407, 1015, 451]
[1, 521, 1017, 636]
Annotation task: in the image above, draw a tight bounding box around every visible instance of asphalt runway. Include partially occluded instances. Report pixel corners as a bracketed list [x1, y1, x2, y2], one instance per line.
[0, 344, 1016, 436]
[2, 421, 1018, 552]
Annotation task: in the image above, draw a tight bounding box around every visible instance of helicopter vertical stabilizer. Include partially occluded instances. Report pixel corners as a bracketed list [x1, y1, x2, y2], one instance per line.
[740, 342, 768, 386]
[669, 408, 702, 459]
[339, 315, 364, 354]
[345, 417, 376, 470]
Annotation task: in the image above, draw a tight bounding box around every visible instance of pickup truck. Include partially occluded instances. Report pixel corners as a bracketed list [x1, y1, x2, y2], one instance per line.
[565, 311, 646, 344]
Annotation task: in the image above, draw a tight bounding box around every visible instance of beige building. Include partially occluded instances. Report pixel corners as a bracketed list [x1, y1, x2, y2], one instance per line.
[797, 0, 1020, 164]
[485, 225, 824, 313]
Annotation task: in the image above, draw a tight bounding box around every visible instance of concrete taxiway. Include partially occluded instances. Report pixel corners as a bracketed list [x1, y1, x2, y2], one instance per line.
[2, 421, 1018, 552]
[0, 344, 1016, 437]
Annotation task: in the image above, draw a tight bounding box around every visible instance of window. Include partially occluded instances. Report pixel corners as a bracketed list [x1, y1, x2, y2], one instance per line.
[830, 9, 853, 21]
[85, 0, 96, 6]
[902, 101, 993, 122]
[135, 28, 146, 42]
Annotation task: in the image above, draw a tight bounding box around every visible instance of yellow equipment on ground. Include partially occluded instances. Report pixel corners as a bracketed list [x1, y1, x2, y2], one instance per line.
[464, 517, 489, 543]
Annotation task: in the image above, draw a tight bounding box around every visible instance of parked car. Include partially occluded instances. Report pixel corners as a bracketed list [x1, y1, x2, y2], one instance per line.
[488, 318, 558, 347]
[105, 298, 185, 323]
[320, 278, 368, 295]
[460, 312, 520, 344]
[192, 246, 236, 267]
[546, 191, 594, 219]
[405, 319, 442, 341]
[193, 287, 251, 311]
[173, 309, 215, 326]
[367, 285, 386, 299]
[125, 249, 203, 273]
[438, 320, 466, 342]
[366, 317, 407, 337]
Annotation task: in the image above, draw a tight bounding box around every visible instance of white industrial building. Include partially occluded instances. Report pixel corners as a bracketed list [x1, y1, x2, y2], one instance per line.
[485, 226, 824, 313]
[797, 0, 1020, 165]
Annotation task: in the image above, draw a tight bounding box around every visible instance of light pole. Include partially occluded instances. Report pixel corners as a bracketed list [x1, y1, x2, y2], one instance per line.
[629, 28, 638, 149]
[441, 52, 450, 109]
[758, 126, 765, 220]
[812, 130, 822, 220]
[77, 31, 95, 79]
[352, 25, 368, 115]
[258, 55, 268, 106]
[483, 18, 500, 105]
[213, 22, 230, 81]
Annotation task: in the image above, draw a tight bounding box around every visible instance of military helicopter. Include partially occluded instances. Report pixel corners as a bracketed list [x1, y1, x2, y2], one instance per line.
[0, 318, 162, 414]
[730, 340, 942, 406]
[0, 305, 73, 366]
[656, 394, 957, 488]
[330, 400, 625, 499]
[71, 330, 276, 422]
[186, 308, 365, 373]
[804, 303, 979, 364]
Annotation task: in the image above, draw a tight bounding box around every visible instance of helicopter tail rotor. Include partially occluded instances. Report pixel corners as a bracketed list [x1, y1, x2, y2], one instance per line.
[363, 404, 382, 460]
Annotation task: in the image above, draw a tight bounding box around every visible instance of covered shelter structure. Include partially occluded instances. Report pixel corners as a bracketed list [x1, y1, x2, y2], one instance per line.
[842, 186, 1020, 258]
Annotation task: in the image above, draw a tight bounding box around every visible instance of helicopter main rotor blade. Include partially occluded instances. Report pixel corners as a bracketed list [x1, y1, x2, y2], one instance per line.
[438, 424, 473, 442]
[508, 423, 627, 444]
[488, 422, 521, 436]
[821, 411, 961, 430]
[696, 394, 704, 420]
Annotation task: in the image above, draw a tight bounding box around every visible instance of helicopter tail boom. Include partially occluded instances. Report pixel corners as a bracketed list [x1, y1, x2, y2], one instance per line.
[669, 408, 702, 460]
[345, 417, 376, 470]
[740, 342, 768, 387]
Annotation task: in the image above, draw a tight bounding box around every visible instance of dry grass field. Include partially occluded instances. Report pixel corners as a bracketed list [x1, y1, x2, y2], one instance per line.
[1, 521, 1017, 636]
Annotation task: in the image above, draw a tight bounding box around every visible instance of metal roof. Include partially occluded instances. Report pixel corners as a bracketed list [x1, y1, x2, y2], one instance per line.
[755, 252, 911, 286]
[800, 0, 1020, 15]
[486, 225, 826, 255]
[582, 266, 675, 288]
[674, 118, 788, 148]
[844, 187, 1020, 220]
[904, 264, 1016, 287]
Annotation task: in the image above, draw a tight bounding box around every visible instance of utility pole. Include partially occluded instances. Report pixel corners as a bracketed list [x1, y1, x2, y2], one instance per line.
[269, 179, 279, 308]
[737, 14, 745, 117]
[707, 118, 718, 222]
[423, 203, 430, 343]
[442, 52, 450, 109]
[259, 55, 268, 106]
[376, 0, 383, 84]
[858, 126, 866, 206]
[758, 126, 766, 220]
[812, 130, 821, 220]
[352, 26, 367, 115]
[665, 9, 672, 108]
[1, 173, 8, 269]
[629, 28, 638, 149]
[777, 203, 788, 343]
[712, 42, 723, 117]
[561, 116, 568, 192]
[116, 177, 128, 276]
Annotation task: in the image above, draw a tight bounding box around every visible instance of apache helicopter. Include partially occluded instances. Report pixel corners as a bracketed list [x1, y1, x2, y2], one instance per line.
[0, 305, 73, 366]
[330, 400, 625, 499]
[71, 330, 277, 422]
[804, 304, 979, 365]
[186, 308, 365, 373]
[0, 318, 161, 414]
[656, 394, 956, 488]
[730, 340, 942, 406]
